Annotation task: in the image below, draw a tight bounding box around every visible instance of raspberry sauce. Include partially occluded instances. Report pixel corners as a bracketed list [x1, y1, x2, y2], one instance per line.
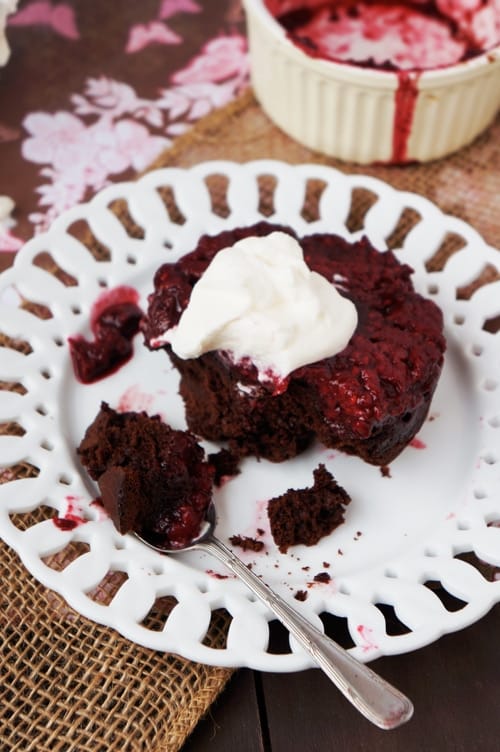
[69, 286, 142, 384]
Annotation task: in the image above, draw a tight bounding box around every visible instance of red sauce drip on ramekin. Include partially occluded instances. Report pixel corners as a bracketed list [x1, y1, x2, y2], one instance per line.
[392, 71, 420, 163]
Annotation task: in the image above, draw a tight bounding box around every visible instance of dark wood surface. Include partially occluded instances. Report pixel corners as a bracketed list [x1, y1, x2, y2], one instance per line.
[184, 603, 500, 751]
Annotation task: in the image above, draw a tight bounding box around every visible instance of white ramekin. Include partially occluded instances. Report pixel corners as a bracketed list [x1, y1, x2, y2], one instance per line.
[242, 0, 500, 164]
[0, 0, 18, 67]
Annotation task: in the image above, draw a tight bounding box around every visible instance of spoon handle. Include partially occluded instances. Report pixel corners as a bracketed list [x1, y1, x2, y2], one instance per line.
[200, 535, 413, 730]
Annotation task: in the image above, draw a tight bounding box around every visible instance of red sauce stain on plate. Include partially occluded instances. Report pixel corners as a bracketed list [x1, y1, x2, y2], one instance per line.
[53, 495, 88, 531]
[356, 624, 379, 652]
[68, 285, 143, 384]
[117, 384, 156, 413]
[410, 437, 427, 449]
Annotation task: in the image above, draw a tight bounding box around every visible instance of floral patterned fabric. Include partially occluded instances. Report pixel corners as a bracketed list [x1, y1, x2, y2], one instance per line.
[0, 0, 248, 258]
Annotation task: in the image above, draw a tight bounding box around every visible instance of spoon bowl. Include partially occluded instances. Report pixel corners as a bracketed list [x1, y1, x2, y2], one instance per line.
[135, 502, 414, 730]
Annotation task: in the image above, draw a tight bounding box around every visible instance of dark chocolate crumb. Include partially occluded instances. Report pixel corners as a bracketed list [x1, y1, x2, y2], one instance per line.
[380, 465, 392, 478]
[294, 590, 308, 602]
[322, 561, 330, 568]
[313, 572, 331, 584]
[229, 534, 265, 552]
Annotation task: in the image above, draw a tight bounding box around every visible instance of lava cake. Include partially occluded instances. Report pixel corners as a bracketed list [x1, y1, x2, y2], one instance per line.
[77, 402, 214, 549]
[142, 222, 446, 465]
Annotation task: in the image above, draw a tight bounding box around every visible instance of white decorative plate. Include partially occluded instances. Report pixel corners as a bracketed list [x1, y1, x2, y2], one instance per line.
[0, 161, 499, 671]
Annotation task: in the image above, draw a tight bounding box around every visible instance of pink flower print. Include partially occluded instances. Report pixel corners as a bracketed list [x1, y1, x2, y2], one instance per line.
[22, 113, 120, 190]
[171, 34, 249, 85]
[22, 112, 87, 169]
[35, 174, 86, 213]
[72, 77, 165, 128]
[22, 111, 169, 233]
[158, 0, 202, 20]
[72, 78, 141, 118]
[125, 20, 182, 54]
[36, 117, 168, 185]
[111, 119, 169, 172]
[158, 81, 238, 124]
[8, 1, 80, 40]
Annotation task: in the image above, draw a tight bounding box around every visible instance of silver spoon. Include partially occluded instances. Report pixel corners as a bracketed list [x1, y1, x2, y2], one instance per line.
[136, 504, 413, 730]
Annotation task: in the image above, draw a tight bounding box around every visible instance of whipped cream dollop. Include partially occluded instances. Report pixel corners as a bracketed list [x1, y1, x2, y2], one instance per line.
[167, 231, 358, 379]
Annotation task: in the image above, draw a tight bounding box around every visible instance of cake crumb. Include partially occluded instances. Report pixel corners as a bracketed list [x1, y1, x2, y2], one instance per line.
[229, 534, 264, 552]
[380, 465, 392, 478]
[313, 572, 331, 584]
[322, 561, 330, 568]
[206, 569, 231, 580]
[294, 590, 308, 602]
[268, 464, 351, 553]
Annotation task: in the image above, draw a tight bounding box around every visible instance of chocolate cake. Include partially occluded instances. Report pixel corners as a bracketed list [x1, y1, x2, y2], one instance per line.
[268, 464, 351, 553]
[77, 402, 214, 549]
[207, 448, 241, 487]
[143, 222, 446, 465]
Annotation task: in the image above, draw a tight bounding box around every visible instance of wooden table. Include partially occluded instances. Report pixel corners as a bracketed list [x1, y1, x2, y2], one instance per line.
[1, 2, 499, 750]
[184, 603, 500, 750]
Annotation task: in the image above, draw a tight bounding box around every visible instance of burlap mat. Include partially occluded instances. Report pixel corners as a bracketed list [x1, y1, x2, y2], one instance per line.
[0, 420, 232, 752]
[1, 87, 499, 752]
[148, 88, 500, 252]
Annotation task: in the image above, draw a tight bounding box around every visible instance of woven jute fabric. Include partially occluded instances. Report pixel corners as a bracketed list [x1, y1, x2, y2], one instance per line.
[1, 86, 499, 752]
[0, 411, 233, 752]
[148, 88, 500, 252]
[0, 539, 232, 752]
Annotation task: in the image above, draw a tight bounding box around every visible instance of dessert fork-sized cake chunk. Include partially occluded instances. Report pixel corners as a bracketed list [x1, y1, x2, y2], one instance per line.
[268, 464, 351, 553]
[142, 222, 446, 466]
[77, 402, 214, 549]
